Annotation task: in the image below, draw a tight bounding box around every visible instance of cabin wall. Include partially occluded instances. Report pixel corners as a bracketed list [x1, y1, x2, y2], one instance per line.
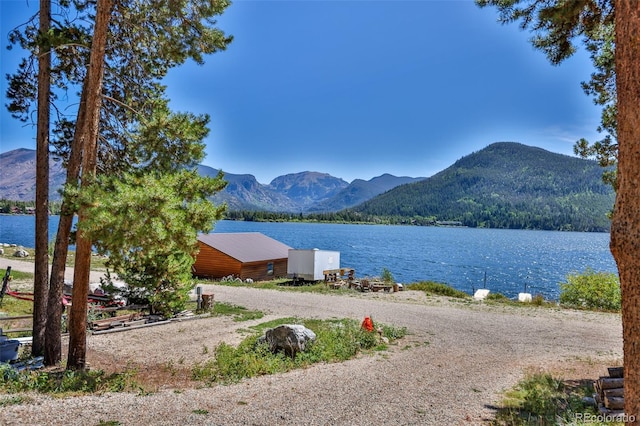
[193, 242, 241, 278]
[240, 258, 288, 281]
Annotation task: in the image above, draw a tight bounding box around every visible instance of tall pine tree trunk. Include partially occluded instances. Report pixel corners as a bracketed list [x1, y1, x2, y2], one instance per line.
[611, 0, 640, 422]
[66, 0, 113, 370]
[44, 85, 86, 365]
[32, 0, 51, 358]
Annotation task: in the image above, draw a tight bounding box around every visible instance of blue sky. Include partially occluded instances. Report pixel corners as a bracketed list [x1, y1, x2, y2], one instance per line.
[1, 0, 603, 184]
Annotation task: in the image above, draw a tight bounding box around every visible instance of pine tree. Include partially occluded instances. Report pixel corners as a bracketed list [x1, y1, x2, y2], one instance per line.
[5, 0, 232, 368]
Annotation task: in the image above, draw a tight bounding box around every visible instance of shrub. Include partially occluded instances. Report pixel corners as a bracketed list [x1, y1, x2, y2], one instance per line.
[407, 281, 470, 299]
[0, 366, 137, 394]
[530, 294, 546, 306]
[494, 372, 598, 425]
[559, 268, 620, 311]
[381, 268, 394, 283]
[486, 292, 509, 301]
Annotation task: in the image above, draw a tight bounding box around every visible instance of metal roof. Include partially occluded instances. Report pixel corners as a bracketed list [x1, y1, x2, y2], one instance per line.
[197, 232, 292, 263]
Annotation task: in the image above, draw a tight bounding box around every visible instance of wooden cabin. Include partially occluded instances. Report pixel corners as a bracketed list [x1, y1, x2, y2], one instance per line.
[193, 232, 292, 281]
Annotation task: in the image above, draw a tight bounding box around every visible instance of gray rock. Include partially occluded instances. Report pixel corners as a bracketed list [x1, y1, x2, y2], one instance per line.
[263, 324, 316, 356]
[13, 249, 28, 258]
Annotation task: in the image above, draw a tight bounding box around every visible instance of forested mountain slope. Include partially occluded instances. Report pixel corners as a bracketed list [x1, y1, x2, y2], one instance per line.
[350, 142, 615, 231]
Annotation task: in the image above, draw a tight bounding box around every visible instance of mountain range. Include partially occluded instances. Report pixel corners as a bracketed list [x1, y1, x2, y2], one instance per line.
[0, 148, 423, 212]
[0, 143, 616, 231]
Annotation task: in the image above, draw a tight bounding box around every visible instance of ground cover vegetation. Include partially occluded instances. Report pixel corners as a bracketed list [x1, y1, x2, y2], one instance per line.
[0, 246, 109, 271]
[348, 143, 615, 232]
[491, 372, 613, 426]
[205, 267, 621, 313]
[0, 300, 406, 396]
[191, 317, 407, 385]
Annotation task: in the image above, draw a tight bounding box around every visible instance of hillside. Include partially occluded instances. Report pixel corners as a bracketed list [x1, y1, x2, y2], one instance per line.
[0, 148, 66, 201]
[350, 142, 615, 232]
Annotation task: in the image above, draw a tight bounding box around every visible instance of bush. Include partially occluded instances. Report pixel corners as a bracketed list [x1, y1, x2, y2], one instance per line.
[381, 268, 394, 283]
[407, 281, 470, 299]
[530, 294, 546, 306]
[559, 268, 620, 311]
[0, 366, 137, 394]
[485, 292, 509, 301]
[494, 372, 598, 425]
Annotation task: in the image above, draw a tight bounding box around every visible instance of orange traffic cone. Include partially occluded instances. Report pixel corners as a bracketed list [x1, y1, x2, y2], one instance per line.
[361, 316, 374, 332]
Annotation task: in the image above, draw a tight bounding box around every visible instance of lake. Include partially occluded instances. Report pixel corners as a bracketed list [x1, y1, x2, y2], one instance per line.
[0, 215, 617, 300]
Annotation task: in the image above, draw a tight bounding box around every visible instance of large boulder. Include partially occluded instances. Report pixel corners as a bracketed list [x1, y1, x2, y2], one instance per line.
[13, 249, 28, 258]
[263, 324, 316, 356]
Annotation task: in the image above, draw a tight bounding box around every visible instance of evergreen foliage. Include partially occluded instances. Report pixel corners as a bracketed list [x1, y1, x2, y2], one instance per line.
[77, 169, 226, 316]
[349, 142, 614, 231]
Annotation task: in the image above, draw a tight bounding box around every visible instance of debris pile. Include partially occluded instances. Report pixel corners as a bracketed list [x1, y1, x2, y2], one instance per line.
[89, 310, 204, 334]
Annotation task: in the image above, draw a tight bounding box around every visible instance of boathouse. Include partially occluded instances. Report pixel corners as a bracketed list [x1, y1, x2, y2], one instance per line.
[193, 232, 292, 281]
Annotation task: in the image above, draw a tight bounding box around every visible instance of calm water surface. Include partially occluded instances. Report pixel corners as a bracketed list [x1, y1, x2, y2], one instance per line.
[0, 216, 616, 299]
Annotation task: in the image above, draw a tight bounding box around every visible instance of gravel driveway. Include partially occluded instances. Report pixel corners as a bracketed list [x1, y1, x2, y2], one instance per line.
[0, 259, 623, 425]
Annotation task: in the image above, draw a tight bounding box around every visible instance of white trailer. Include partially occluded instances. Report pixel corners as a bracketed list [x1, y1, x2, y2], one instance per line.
[287, 249, 340, 281]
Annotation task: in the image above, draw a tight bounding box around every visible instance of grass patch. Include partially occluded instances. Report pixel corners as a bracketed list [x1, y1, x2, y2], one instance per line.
[484, 293, 557, 309]
[212, 302, 264, 322]
[0, 295, 33, 316]
[0, 364, 139, 395]
[0, 395, 33, 407]
[192, 317, 407, 385]
[2, 270, 32, 281]
[491, 372, 611, 425]
[406, 281, 471, 299]
[0, 246, 109, 271]
[206, 278, 340, 294]
[247, 317, 298, 333]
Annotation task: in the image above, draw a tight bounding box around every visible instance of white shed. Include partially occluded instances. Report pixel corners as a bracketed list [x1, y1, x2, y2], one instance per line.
[287, 249, 340, 281]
